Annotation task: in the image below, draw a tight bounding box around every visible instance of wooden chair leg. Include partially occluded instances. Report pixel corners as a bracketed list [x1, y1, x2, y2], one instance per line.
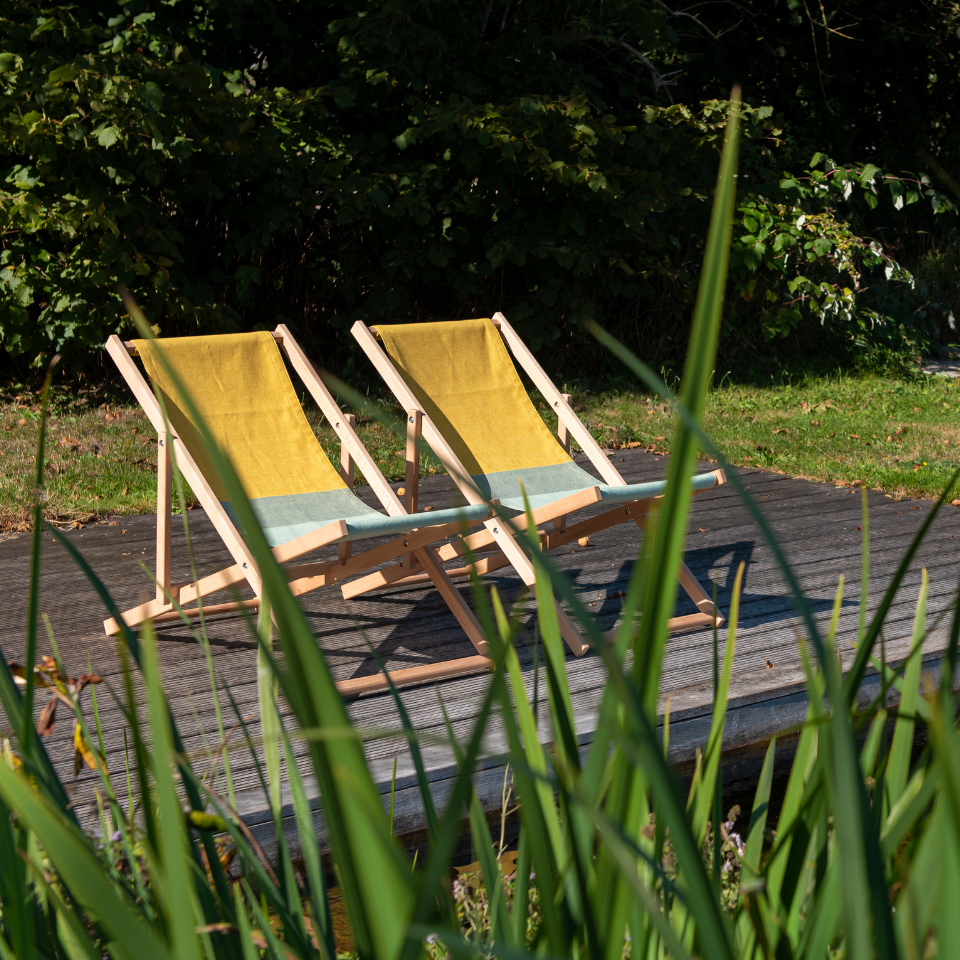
[403, 409, 422, 569]
[633, 515, 723, 626]
[484, 518, 590, 656]
[335, 655, 493, 697]
[339, 413, 356, 562]
[414, 547, 489, 655]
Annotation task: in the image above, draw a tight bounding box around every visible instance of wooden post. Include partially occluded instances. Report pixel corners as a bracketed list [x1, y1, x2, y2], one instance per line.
[555, 392, 573, 534]
[339, 413, 356, 562]
[403, 409, 422, 568]
[156, 431, 172, 603]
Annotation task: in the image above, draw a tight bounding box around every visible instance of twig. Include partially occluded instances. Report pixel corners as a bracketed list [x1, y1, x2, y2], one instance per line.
[616, 41, 681, 102]
[654, 1, 719, 40]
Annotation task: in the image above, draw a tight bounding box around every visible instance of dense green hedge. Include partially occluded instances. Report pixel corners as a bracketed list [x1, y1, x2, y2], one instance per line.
[0, 1, 954, 373]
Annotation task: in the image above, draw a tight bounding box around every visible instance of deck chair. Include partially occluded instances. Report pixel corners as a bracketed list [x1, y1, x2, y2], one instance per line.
[351, 314, 726, 656]
[104, 326, 499, 695]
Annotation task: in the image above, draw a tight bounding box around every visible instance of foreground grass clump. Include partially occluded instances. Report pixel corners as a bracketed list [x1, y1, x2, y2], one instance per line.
[4, 371, 960, 532]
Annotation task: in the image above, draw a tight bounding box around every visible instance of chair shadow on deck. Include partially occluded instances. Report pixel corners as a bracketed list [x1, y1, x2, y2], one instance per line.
[144, 537, 849, 686]
[533, 538, 850, 640]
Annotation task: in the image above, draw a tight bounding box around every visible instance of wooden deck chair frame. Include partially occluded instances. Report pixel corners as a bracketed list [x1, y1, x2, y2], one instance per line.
[351, 312, 726, 657]
[103, 325, 501, 696]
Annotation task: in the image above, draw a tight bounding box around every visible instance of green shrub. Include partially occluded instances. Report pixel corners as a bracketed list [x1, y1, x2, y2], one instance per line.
[1, 2, 954, 373]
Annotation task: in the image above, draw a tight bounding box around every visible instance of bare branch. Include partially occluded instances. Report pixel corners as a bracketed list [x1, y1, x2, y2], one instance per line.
[654, 1, 719, 40]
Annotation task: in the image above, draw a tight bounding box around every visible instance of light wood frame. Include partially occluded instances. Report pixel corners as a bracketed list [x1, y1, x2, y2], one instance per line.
[350, 313, 727, 655]
[104, 326, 500, 695]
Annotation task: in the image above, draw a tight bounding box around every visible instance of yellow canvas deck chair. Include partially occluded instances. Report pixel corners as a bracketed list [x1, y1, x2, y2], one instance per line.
[104, 326, 498, 695]
[352, 314, 726, 656]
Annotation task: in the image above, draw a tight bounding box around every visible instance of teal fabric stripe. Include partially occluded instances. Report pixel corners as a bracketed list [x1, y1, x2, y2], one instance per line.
[597, 470, 719, 505]
[471, 462, 598, 511]
[472, 462, 719, 512]
[222, 489, 489, 548]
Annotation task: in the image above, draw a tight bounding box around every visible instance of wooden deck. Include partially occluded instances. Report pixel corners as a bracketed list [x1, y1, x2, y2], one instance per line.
[1, 448, 956, 858]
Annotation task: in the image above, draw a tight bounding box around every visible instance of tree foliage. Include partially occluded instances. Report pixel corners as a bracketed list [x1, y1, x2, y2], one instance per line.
[0, 0, 955, 371]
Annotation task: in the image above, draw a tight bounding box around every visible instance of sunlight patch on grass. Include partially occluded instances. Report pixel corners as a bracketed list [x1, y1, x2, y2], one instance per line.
[576, 372, 960, 501]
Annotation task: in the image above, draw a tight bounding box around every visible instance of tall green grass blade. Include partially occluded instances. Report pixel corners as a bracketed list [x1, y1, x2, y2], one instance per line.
[886, 569, 928, 807]
[512, 828, 531, 947]
[22, 358, 57, 764]
[525, 556, 598, 948]
[631, 92, 741, 709]
[0, 793, 35, 960]
[401, 645, 510, 960]
[141, 625, 204, 960]
[743, 738, 776, 877]
[859, 488, 870, 644]
[493, 646, 570, 951]
[42, 523, 215, 835]
[283, 730, 335, 960]
[590, 651, 734, 960]
[500, 606, 563, 859]
[764, 688, 823, 909]
[568, 790, 692, 960]
[50, 889, 101, 960]
[242, 881, 289, 960]
[233, 883, 261, 960]
[580, 91, 742, 960]
[0, 759, 174, 960]
[860, 709, 888, 780]
[124, 297, 417, 960]
[359, 636, 441, 841]
[588, 321, 826, 665]
[468, 791, 513, 948]
[692, 562, 742, 843]
[944, 561, 960, 686]
[844, 470, 958, 704]
[793, 861, 841, 960]
[257, 597, 283, 820]
[881, 765, 938, 858]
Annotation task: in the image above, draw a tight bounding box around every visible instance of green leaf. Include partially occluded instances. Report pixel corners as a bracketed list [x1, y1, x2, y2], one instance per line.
[0, 762, 174, 960]
[93, 124, 120, 148]
[743, 737, 776, 875]
[48, 63, 77, 84]
[140, 81, 163, 112]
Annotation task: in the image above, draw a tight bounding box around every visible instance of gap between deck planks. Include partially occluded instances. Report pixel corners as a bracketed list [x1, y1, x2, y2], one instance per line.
[0, 449, 957, 859]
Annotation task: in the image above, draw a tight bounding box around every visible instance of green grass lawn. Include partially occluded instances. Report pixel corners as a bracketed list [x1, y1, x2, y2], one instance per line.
[3, 371, 960, 533]
[582, 372, 960, 501]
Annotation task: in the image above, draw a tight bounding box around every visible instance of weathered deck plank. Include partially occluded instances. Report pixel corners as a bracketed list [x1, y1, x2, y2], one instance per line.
[1, 449, 957, 857]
